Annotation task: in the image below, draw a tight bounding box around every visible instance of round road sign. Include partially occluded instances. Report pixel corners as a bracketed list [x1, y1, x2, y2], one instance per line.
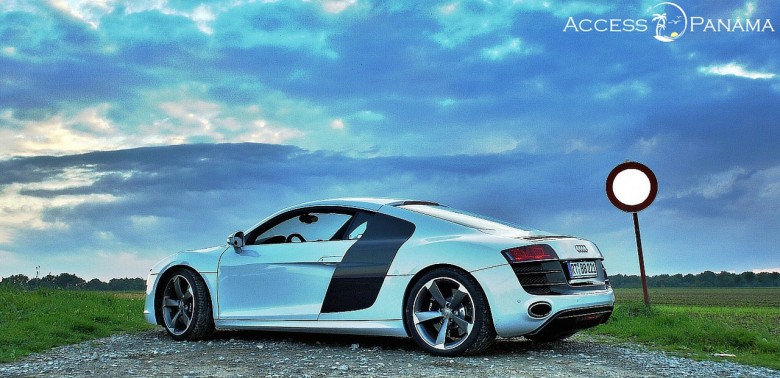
[606, 161, 658, 213]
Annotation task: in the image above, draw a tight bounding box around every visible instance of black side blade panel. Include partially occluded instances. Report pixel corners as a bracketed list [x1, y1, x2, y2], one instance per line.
[320, 213, 415, 313]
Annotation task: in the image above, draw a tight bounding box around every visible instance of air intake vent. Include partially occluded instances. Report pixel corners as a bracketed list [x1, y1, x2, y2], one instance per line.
[511, 261, 567, 295]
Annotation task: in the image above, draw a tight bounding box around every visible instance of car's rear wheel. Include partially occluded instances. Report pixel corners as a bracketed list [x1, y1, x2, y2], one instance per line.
[405, 268, 495, 356]
[160, 268, 214, 340]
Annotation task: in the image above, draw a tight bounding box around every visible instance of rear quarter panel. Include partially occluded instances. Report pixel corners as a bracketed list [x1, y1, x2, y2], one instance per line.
[378, 205, 613, 337]
[380, 204, 520, 275]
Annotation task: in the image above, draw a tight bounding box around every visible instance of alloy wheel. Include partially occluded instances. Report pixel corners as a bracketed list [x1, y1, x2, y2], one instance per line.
[411, 276, 475, 350]
[162, 274, 195, 336]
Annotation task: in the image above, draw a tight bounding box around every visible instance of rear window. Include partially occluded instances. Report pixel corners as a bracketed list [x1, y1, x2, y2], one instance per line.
[399, 204, 542, 234]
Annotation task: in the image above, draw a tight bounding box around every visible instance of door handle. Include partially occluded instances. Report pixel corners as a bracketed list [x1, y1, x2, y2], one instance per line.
[318, 256, 342, 265]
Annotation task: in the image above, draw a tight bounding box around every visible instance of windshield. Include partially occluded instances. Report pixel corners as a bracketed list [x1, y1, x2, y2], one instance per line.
[399, 204, 549, 236]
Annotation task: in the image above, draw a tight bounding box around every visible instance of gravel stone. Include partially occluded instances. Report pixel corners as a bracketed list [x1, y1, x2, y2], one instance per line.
[0, 329, 777, 377]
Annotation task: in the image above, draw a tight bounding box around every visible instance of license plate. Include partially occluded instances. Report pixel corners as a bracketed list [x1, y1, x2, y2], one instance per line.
[567, 261, 598, 279]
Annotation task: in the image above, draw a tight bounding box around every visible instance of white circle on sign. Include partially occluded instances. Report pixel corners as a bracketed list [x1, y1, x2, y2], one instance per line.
[612, 169, 652, 206]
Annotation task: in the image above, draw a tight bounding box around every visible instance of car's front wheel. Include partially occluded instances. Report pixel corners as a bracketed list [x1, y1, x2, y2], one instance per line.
[160, 268, 214, 340]
[405, 268, 495, 356]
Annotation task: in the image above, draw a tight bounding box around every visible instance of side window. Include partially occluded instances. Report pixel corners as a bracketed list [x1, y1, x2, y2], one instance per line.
[344, 211, 374, 240]
[348, 222, 367, 240]
[254, 212, 353, 244]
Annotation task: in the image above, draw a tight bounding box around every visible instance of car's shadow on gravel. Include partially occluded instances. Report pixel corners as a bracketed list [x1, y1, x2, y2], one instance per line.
[184, 328, 580, 357]
[205, 329, 421, 351]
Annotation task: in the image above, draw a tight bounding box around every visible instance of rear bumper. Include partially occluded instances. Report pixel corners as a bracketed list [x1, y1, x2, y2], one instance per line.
[526, 305, 613, 339]
[472, 264, 615, 337]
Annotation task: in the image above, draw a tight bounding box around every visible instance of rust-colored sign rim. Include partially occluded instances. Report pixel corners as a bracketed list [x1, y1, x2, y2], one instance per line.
[606, 161, 658, 213]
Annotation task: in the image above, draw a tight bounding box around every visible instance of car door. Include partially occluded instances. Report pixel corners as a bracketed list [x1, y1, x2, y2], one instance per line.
[217, 210, 359, 320]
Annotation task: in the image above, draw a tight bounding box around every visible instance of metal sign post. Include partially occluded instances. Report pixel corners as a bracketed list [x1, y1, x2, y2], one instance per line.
[632, 212, 650, 306]
[606, 161, 658, 306]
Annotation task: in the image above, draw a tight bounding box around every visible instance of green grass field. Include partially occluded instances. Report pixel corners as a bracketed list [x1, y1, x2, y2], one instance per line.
[611, 287, 780, 307]
[0, 288, 153, 363]
[586, 287, 780, 370]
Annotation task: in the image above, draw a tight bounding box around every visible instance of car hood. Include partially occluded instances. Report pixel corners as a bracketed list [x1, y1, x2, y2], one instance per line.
[184, 245, 229, 254]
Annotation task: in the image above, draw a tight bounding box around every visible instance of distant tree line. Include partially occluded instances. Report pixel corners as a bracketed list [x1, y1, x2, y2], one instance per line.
[2, 270, 778, 290]
[610, 271, 780, 288]
[0, 273, 145, 291]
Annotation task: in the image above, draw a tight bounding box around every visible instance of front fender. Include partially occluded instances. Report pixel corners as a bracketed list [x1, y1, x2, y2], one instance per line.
[144, 246, 228, 325]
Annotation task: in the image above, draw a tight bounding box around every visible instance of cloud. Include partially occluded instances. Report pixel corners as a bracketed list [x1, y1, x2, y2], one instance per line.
[480, 37, 539, 61]
[752, 267, 780, 274]
[0, 143, 610, 251]
[2, 143, 779, 279]
[48, 0, 114, 29]
[431, 1, 517, 48]
[0, 166, 119, 245]
[661, 164, 780, 223]
[349, 110, 385, 122]
[1, 1, 780, 279]
[330, 118, 346, 130]
[732, 1, 757, 19]
[594, 80, 651, 100]
[321, 0, 359, 14]
[430, 0, 612, 48]
[548, 1, 613, 18]
[3, 0, 776, 162]
[0, 100, 306, 158]
[672, 167, 748, 199]
[699, 62, 776, 80]
[0, 105, 124, 158]
[211, 1, 341, 58]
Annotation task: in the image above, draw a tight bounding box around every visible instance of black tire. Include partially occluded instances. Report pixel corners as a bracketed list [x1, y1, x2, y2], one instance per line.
[525, 331, 577, 343]
[159, 268, 214, 341]
[404, 267, 496, 356]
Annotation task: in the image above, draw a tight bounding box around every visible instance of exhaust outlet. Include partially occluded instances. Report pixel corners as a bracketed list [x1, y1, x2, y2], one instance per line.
[528, 301, 552, 319]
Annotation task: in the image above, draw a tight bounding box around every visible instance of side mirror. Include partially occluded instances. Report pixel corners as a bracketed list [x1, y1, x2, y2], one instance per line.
[227, 231, 245, 249]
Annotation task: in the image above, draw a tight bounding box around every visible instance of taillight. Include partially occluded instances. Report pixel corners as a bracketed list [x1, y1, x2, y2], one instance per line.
[502, 244, 558, 263]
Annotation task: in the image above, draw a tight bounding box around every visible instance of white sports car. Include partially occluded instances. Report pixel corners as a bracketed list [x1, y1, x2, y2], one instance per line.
[144, 198, 614, 356]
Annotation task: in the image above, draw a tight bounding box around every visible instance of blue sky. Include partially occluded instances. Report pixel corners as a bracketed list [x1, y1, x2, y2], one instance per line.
[1, 0, 778, 280]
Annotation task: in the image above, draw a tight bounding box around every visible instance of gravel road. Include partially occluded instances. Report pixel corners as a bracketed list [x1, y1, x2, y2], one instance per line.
[1, 328, 777, 377]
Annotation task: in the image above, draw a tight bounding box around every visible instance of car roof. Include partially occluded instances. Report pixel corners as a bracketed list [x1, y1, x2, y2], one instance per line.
[245, 198, 442, 235]
[293, 197, 439, 211]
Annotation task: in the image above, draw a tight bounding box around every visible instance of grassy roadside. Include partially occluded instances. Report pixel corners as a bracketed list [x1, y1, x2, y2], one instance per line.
[586, 288, 780, 370]
[0, 288, 153, 363]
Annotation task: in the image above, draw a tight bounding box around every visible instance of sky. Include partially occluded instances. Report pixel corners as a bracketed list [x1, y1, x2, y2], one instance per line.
[1, 0, 779, 281]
